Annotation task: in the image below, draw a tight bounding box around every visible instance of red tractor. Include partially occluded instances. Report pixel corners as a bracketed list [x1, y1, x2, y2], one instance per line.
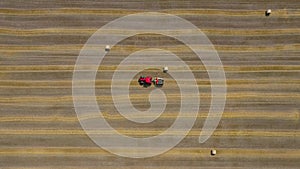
[138, 76, 152, 87]
[138, 76, 164, 88]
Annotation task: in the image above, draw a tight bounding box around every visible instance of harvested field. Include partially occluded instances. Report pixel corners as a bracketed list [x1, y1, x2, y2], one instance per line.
[0, 0, 299, 168]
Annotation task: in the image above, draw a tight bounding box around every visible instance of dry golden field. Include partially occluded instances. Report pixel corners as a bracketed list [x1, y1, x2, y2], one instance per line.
[0, 0, 299, 168]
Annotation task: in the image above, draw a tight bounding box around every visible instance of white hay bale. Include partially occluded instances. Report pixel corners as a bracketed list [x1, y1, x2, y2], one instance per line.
[211, 149, 217, 156]
[163, 66, 168, 73]
[266, 9, 271, 16]
[105, 45, 110, 51]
